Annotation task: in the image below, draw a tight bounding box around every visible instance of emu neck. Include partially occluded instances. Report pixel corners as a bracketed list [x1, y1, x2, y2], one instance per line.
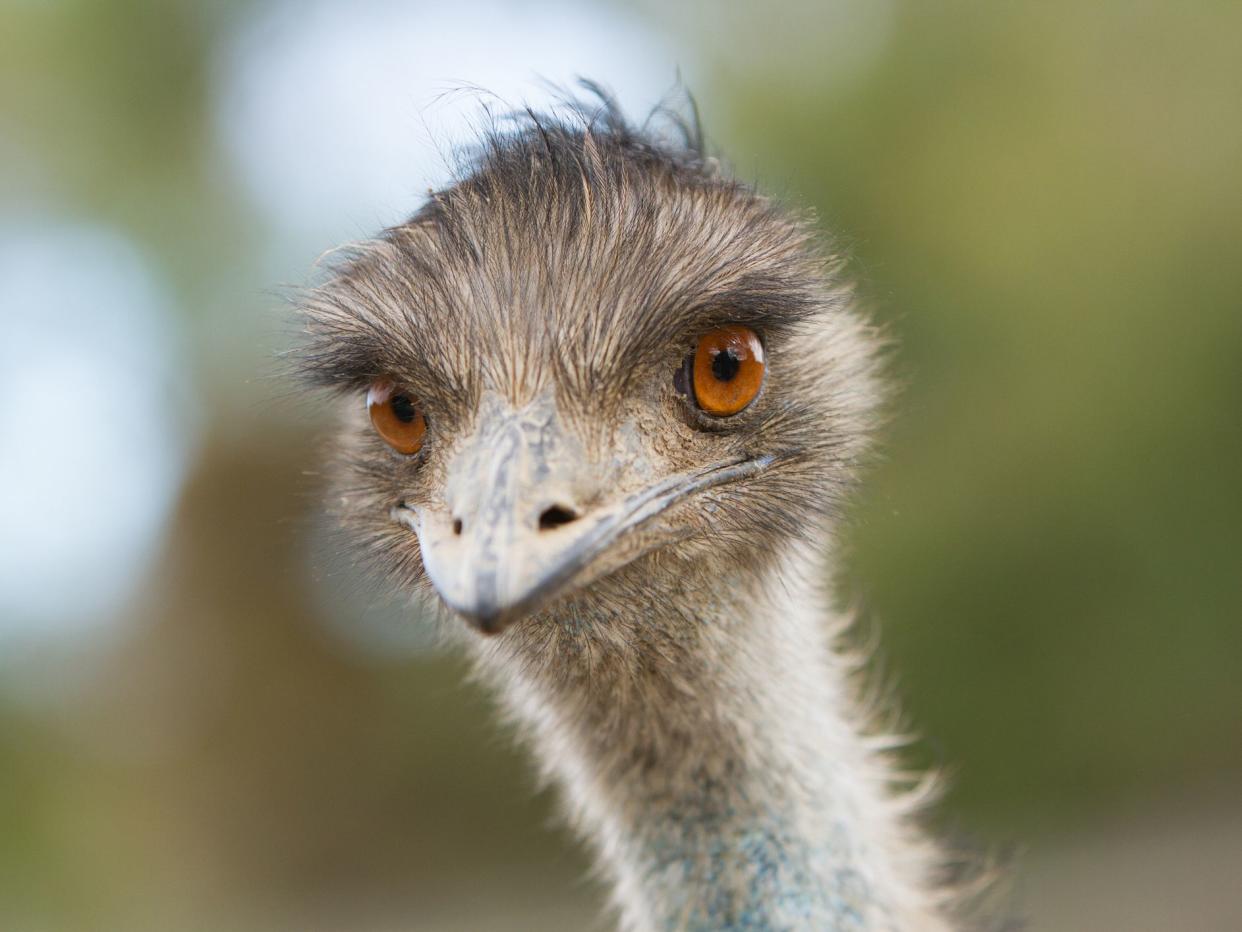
[474, 544, 946, 932]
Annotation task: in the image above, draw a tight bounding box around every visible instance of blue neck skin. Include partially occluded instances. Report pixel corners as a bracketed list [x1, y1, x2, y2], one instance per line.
[634, 799, 872, 931]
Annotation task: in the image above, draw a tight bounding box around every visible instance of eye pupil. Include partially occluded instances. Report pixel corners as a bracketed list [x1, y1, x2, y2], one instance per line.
[390, 394, 417, 423]
[711, 348, 740, 383]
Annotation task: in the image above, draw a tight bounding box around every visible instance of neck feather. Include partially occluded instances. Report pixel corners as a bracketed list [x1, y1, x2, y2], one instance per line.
[472, 541, 950, 932]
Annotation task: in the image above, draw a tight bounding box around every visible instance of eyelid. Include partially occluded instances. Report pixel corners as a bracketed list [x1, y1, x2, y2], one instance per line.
[366, 379, 396, 406]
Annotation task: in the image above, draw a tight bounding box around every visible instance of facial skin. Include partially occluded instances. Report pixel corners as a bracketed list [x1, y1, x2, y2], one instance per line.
[297, 117, 880, 641]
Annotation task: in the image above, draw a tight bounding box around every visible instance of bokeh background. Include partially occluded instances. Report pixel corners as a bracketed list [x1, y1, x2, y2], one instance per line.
[2, 1, 1240, 929]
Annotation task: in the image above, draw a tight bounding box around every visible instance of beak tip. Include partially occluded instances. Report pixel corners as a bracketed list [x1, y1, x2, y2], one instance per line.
[458, 602, 514, 637]
[470, 616, 505, 637]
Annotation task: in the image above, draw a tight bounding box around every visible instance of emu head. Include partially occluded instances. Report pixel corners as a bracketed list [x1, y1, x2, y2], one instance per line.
[298, 108, 880, 643]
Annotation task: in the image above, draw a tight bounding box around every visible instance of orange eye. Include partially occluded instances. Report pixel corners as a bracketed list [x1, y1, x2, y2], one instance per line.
[689, 325, 765, 416]
[367, 380, 427, 455]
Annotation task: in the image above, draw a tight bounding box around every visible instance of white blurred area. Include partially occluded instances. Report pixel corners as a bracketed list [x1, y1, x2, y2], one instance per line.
[0, 0, 684, 658]
[213, 0, 688, 256]
[0, 225, 197, 643]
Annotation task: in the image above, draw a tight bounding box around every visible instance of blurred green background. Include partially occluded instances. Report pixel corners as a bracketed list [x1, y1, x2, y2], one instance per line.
[2, 1, 1240, 930]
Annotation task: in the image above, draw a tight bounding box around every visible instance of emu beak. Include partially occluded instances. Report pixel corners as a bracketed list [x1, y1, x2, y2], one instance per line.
[394, 396, 773, 635]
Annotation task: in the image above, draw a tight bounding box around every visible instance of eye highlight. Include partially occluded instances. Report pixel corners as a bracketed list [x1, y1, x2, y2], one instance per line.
[685, 325, 765, 417]
[367, 380, 427, 455]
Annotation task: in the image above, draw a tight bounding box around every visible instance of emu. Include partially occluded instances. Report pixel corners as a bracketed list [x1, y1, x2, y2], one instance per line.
[297, 94, 960, 931]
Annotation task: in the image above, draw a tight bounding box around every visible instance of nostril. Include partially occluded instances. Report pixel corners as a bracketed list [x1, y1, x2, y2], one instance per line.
[538, 505, 578, 531]
[452, 518, 463, 536]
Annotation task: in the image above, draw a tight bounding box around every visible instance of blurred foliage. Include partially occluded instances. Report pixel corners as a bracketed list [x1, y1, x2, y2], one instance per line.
[706, 1, 1242, 829]
[2, 0, 1241, 929]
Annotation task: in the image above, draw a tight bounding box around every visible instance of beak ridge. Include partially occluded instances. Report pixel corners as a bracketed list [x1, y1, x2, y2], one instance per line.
[395, 396, 776, 635]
